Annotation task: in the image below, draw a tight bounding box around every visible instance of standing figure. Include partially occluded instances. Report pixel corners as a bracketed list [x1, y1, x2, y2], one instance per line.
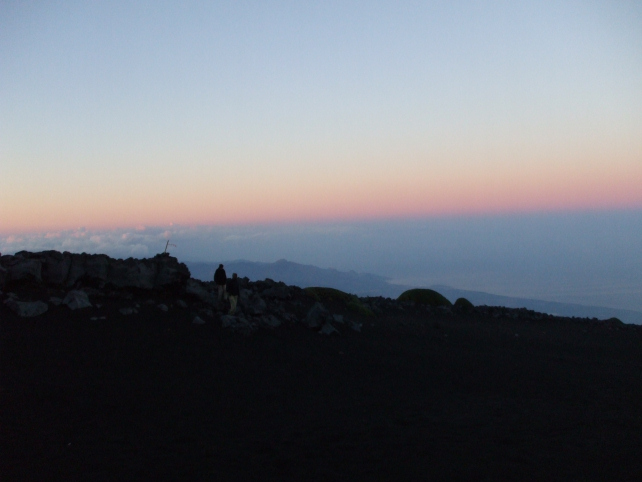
[227, 273, 240, 315]
[214, 264, 227, 303]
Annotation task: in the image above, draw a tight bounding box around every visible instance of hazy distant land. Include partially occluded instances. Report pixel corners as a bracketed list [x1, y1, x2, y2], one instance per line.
[186, 259, 642, 325]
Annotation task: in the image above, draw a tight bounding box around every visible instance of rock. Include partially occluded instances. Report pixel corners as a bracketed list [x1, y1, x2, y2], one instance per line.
[184, 279, 216, 305]
[119, 307, 136, 315]
[244, 293, 267, 316]
[349, 321, 363, 332]
[200, 308, 215, 318]
[192, 316, 206, 325]
[63, 290, 92, 310]
[66, 253, 87, 287]
[0, 265, 7, 290]
[153, 253, 190, 288]
[84, 254, 110, 284]
[261, 284, 291, 300]
[220, 314, 236, 328]
[304, 302, 329, 329]
[7, 256, 42, 282]
[5, 299, 48, 317]
[49, 297, 63, 306]
[332, 314, 344, 323]
[109, 258, 156, 289]
[239, 288, 251, 305]
[281, 312, 298, 324]
[157, 304, 169, 312]
[221, 315, 257, 335]
[259, 315, 282, 329]
[41, 251, 71, 285]
[176, 299, 188, 308]
[319, 322, 339, 335]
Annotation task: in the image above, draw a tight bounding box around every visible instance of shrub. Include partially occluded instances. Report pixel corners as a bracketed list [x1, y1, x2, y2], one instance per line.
[454, 297, 474, 311]
[397, 289, 452, 307]
[305, 287, 374, 316]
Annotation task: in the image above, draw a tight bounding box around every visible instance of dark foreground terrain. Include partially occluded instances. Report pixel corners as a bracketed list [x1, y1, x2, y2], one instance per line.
[2, 292, 642, 481]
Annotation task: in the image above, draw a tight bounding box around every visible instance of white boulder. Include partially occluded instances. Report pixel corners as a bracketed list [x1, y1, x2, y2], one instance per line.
[63, 290, 92, 310]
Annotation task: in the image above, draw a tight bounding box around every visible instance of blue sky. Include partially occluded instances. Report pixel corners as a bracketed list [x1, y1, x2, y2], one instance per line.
[2, 1, 641, 230]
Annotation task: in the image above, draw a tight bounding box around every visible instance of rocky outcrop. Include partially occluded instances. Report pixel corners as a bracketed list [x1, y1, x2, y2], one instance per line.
[0, 251, 189, 291]
[1, 250, 634, 335]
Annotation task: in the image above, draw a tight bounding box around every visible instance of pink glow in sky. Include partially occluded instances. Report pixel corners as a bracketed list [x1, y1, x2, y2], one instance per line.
[2, 151, 641, 234]
[1, 1, 641, 235]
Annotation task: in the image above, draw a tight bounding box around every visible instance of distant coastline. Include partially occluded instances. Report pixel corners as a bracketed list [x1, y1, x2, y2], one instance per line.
[186, 259, 642, 325]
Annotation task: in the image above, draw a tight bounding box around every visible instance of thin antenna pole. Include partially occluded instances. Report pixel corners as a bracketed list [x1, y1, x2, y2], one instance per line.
[163, 240, 176, 254]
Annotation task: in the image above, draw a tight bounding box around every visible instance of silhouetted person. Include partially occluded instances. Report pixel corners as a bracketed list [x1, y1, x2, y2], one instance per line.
[227, 273, 240, 315]
[214, 264, 227, 302]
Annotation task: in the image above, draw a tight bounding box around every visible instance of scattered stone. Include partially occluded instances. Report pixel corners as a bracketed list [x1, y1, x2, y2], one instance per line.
[304, 302, 329, 329]
[63, 290, 92, 310]
[5, 299, 48, 317]
[221, 315, 257, 335]
[157, 304, 169, 312]
[220, 315, 235, 328]
[119, 307, 136, 315]
[49, 296, 63, 306]
[319, 322, 339, 335]
[332, 314, 344, 323]
[244, 292, 267, 316]
[349, 321, 363, 332]
[259, 315, 282, 329]
[176, 300, 188, 308]
[192, 316, 206, 325]
[281, 312, 298, 324]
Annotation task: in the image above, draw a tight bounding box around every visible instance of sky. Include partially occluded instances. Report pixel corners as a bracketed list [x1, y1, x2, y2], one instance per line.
[1, 1, 641, 312]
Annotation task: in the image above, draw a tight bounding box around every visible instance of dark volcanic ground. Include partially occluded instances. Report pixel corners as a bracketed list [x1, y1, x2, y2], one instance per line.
[2, 293, 642, 481]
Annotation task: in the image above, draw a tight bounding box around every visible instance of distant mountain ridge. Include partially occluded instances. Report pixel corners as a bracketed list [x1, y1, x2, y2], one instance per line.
[186, 259, 407, 298]
[185, 259, 642, 325]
